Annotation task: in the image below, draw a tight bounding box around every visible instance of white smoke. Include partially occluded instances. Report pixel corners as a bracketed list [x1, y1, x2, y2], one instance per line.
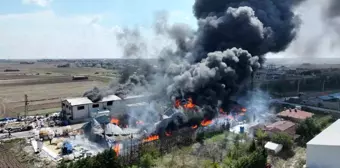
[268, 0, 340, 59]
[240, 89, 275, 124]
[68, 135, 106, 155]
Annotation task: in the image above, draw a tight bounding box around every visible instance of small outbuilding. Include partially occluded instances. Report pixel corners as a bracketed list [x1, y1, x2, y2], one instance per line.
[265, 141, 283, 154]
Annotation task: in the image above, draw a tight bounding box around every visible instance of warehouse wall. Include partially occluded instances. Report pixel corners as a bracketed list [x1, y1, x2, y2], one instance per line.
[72, 104, 90, 120]
[307, 144, 340, 168]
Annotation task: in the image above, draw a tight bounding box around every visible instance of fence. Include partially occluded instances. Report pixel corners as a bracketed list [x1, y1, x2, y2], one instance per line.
[116, 125, 229, 167]
[117, 128, 197, 166]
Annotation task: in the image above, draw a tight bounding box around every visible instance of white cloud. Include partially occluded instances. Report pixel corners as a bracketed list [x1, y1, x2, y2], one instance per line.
[0, 11, 173, 59]
[22, 0, 53, 7]
[0, 11, 124, 59]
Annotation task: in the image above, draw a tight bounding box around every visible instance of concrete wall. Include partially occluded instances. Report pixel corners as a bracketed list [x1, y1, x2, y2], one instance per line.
[307, 144, 340, 168]
[89, 102, 103, 113]
[72, 104, 90, 120]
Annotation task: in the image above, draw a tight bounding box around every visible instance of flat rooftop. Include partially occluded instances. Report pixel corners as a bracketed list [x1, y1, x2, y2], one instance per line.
[307, 119, 340, 146]
[63, 97, 93, 106]
[126, 102, 149, 107]
[100, 94, 122, 102]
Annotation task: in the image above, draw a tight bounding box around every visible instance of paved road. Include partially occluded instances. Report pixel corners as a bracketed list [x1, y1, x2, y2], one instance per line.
[0, 123, 85, 140]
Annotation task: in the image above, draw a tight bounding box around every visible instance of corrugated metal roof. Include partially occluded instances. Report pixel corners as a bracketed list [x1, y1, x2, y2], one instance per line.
[64, 97, 93, 106]
[318, 92, 340, 100]
[307, 119, 340, 146]
[126, 102, 149, 107]
[100, 94, 121, 102]
[318, 95, 333, 101]
[124, 95, 147, 99]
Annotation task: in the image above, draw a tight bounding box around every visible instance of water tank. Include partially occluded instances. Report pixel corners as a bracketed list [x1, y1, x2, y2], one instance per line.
[240, 126, 245, 133]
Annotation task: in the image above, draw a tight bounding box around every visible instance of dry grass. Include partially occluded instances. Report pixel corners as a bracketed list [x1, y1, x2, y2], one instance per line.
[0, 81, 107, 117]
[0, 62, 117, 117]
[268, 147, 306, 168]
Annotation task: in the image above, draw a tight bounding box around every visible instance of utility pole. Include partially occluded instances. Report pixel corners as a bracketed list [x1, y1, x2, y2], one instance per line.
[322, 79, 325, 92]
[24, 94, 28, 117]
[297, 79, 301, 95]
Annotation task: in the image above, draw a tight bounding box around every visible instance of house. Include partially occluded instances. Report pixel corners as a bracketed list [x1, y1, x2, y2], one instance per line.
[99, 94, 122, 110]
[277, 109, 314, 122]
[306, 119, 340, 168]
[61, 94, 122, 123]
[264, 120, 296, 137]
[61, 97, 93, 122]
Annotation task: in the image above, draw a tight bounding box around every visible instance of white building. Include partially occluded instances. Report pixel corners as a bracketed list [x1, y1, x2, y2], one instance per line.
[306, 119, 340, 168]
[61, 94, 122, 123]
[61, 97, 93, 122]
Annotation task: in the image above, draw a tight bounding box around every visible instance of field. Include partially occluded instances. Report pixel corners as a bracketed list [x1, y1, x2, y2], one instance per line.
[0, 62, 119, 117]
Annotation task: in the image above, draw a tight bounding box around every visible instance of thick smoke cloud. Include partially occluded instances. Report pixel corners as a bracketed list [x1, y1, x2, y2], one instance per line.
[85, 0, 301, 122]
[162, 0, 301, 116]
[114, 73, 150, 98]
[192, 0, 301, 62]
[167, 48, 260, 118]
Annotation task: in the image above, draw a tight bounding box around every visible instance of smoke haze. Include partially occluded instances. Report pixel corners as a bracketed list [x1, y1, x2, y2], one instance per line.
[269, 0, 340, 59]
[85, 0, 303, 122]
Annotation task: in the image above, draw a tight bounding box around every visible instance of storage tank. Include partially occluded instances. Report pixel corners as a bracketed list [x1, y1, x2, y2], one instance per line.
[240, 126, 245, 133]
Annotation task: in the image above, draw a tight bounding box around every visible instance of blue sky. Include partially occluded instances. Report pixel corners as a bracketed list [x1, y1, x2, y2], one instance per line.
[0, 0, 196, 59]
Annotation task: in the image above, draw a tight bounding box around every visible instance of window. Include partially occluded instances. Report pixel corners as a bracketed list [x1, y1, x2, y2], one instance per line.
[77, 106, 85, 110]
[107, 101, 113, 106]
[92, 104, 99, 108]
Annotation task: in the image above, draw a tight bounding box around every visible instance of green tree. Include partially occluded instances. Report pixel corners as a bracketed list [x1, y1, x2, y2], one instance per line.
[248, 139, 256, 153]
[57, 160, 68, 168]
[140, 153, 156, 168]
[271, 132, 294, 151]
[255, 129, 269, 146]
[295, 116, 329, 145]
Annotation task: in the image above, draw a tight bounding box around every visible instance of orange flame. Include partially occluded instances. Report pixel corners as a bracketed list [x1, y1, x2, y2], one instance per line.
[191, 125, 198, 129]
[241, 108, 247, 112]
[165, 131, 172, 137]
[184, 97, 195, 109]
[113, 144, 120, 156]
[143, 135, 159, 142]
[201, 119, 212, 126]
[111, 118, 119, 125]
[175, 99, 181, 108]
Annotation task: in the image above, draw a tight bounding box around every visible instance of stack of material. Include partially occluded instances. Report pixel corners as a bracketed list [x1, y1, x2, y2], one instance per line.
[105, 123, 123, 135]
[39, 127, 55, 140]
[51, 138, 64, 145]
[91, 118, 104, 135]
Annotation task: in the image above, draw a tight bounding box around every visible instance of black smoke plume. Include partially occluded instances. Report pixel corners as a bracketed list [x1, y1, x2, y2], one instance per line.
[162, 0, 301, 119]
[85, 0, 302, 122]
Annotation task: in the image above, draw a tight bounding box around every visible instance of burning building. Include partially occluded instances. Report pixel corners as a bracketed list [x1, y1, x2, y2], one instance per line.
[79, 0, 304, 156]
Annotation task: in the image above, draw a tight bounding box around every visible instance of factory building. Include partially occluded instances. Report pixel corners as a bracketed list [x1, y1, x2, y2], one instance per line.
[306, 119, 340, 168]
[61, 97, 93, 123]
[61, 94, 151, 123]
